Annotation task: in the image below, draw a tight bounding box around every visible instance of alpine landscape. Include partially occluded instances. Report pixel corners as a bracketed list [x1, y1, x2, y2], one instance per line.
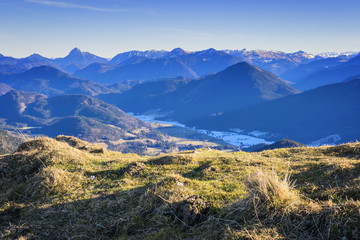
[0, 0, 359, 239]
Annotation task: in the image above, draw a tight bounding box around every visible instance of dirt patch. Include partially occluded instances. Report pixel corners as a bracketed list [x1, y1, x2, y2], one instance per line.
[147, 155, 193, 165]
[174, 195, 211, 226]
[123, 162, 146, 176]
[56, 135, 106, 154]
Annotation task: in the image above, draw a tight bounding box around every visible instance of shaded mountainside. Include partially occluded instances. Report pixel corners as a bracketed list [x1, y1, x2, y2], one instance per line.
[0, 83, 13, 95]
[0, 91, 145, 130]
[25, 94, 145, 130]
[0, 90, 231, 154]
[202, 78, 360, 144]
[176, 48, 240, 76]
[0, 90, 154, 153]
[0, 130, 27, 154]
[0, 64, 26, 74]
[82, 57, 199, 84]
[73, 63, 116, 81]
[295, 54, 360, 90]
[280, 55, 350, 83]
[0, 90, 47, 124]
[97, 77, 193, 112]
[1, 137, 360, 239]
[99, 62, 299, 124]
[35, 116, 131, 142]
[76, 49, 240, 84]
[113, 62, 299, 123]
[0, 66, 116, 96]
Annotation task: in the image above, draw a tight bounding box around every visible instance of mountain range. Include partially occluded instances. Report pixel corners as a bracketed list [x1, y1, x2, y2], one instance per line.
[0, 66, 117, 96]
[0, 90, 156, 152]
[74, 48, 241, 84]
[2, 48, 357, 82]
[280, 55, 351, 83]
[0, 47, 359, 150]
[198, 77, 360, 144]
[99, 62, 300, 123]
[0, 48, 107, 74]
[294, 54, 360, 90]
[0, 90, 232, 153]
[223, 49, 319, 75]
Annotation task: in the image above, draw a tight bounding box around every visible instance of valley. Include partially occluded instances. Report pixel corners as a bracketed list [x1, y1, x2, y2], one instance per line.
[1, 47, 359, 154]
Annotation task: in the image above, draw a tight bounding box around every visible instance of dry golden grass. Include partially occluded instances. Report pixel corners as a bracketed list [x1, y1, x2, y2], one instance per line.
[1, 137, 360, 239]
[245, 170, 300, 212]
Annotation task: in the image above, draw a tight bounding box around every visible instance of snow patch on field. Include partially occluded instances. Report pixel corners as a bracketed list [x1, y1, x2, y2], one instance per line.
[128, 112, 186, 127]
[309, 134, 341, 146]
[129, 112, 273, 148]
[197, 130, 273, 148]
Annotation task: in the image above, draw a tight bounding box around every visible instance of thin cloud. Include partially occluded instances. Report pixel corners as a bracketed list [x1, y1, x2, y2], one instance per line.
[25, 0, 150, 13]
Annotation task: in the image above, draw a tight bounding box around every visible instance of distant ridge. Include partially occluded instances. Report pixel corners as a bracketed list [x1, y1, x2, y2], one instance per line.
[202, 77, 360, 143]
[156, 62, 300, 123]
[98, 62, 299, 124]
[0, 66, 116, 96]
[53, 48, 108, 73]
[244, 139, 306, 152]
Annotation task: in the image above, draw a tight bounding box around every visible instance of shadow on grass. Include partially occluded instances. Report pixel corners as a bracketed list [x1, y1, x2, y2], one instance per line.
[0, 185, 158, 239]
[291, 162, 360, 201]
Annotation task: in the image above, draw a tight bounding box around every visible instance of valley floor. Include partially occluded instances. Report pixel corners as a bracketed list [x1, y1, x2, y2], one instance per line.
[0, 136, 359, 239]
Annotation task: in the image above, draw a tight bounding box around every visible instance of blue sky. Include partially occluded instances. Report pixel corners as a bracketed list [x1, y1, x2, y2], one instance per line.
[0, 0, 359, 58]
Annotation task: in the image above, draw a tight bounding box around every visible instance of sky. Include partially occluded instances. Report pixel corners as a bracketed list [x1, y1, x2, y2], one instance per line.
[0, 0, 359, 58]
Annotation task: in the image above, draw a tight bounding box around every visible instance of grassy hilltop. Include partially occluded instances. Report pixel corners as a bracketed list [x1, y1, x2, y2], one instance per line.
[0, 136, 360, 239]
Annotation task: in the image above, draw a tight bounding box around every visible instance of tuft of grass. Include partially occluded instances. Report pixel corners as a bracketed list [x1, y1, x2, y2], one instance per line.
[245, 170, 300, 212]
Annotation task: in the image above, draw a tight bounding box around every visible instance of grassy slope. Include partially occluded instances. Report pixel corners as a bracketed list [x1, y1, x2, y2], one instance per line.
[0, 137, 359, 239]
